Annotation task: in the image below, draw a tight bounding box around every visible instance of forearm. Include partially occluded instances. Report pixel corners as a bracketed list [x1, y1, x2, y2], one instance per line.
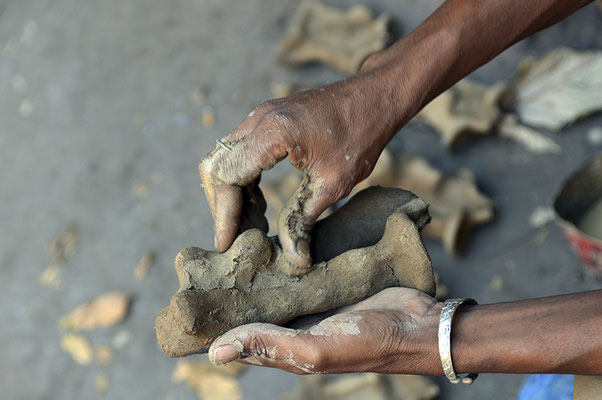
[354, 0, 592, 139]
[447, 290, 602, 376]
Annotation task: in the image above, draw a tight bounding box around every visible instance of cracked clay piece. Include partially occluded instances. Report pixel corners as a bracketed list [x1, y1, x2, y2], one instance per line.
[276, 0, 391, 75]
[355, 150, 493, 255]
[417, 79, 506, 147]
[156, 187, 435, 357]
[507, 48, 602, 131]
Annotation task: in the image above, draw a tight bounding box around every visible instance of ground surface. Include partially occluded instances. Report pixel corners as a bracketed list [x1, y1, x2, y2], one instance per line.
[1, 1, 601, 399]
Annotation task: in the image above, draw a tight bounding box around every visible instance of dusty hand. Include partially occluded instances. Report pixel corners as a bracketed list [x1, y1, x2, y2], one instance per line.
[207, 288, 442, 375]
[199, 73, 402, 273]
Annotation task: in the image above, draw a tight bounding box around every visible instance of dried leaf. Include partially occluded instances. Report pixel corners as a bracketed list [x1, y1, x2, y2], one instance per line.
[172, 360, 244, 400]
[61, 334, 93, 365]
[60, 291, 130, 331]
[48, 228, 77, 263]
[134, 251, 155, 281]
[38, 264, 66, 291]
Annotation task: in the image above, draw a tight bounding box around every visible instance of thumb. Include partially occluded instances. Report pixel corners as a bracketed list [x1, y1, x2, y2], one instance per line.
[277, 173, 340, 275]
[208, 323, 321, 374]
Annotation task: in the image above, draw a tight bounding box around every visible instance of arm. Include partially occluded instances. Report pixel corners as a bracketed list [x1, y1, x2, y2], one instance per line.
[452, 290, 602, 375]
[208, 289, 602, 376]
[199, 0, 592, 272]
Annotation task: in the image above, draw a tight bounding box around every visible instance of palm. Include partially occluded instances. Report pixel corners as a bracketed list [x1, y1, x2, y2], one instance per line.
[209, 288, 440, 375]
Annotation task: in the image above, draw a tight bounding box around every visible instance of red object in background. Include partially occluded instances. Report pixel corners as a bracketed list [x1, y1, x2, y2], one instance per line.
[554, 154, 602, 280]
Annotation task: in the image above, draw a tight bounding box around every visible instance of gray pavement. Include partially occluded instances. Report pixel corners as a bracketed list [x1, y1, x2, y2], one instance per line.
[1, 1, 601, 399]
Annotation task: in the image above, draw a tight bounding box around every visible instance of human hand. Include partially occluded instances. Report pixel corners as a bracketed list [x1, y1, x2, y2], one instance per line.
[207, 288, 443, 375]
[199, 72, 407, 274]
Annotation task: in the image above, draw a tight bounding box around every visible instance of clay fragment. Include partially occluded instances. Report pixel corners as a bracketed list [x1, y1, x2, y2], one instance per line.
[356, 150, 493, 255]
[276, 0, 390, 75]
[497, 115, 561, 154]
[507, 48, 602, 131]
[283, 374, 439, 400]
[156, 187, 435, 357]
[417, 79, 506, 147]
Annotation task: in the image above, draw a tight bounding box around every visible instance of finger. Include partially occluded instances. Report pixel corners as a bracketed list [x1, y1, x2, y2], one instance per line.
[208, 323, 321, 374]
[200, 122, 288, 252]
[277, 173, 341, 274]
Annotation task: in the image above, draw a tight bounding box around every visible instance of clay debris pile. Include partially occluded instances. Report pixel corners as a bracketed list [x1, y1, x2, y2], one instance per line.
[156, 187, 435, 357]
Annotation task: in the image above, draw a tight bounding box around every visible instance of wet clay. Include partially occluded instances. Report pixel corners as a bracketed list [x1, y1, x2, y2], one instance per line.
[579, 197, 602, 241]
[156, 187, 435, 357]
[276, 0, 390, 75]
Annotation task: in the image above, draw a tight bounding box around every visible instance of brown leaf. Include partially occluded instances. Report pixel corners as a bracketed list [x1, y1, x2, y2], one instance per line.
[133, 251, 155, 281]
[48, 228, 77, 263]
[61, 334, 92, 365]
[60, 291, 130, 331]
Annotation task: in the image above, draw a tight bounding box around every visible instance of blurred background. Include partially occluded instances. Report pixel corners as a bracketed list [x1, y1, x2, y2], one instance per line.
[1, 0, 601, 399]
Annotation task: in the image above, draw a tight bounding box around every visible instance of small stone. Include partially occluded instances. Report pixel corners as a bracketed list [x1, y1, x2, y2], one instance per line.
[202, 106, 216, 127]
[134, 251, 155, 281]
[528, 207, 555, 228]
[61, 334, 93, 365]
[112, 330, 132, 349]
[95, 345, 114, 366]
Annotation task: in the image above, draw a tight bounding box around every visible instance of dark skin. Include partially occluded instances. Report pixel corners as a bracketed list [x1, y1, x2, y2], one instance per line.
[200, 0, 601, 376]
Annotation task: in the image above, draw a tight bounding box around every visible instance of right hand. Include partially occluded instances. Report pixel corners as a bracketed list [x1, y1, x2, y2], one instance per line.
[199, 71, 407, 274]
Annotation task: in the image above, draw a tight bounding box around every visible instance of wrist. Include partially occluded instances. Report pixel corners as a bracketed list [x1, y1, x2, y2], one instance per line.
[391, 301, 444, 375]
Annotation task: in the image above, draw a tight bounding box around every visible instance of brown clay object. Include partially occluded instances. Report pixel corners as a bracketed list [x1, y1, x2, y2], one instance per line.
[276, 0, 390, 75]
[355, 150, 493, 255]
[156, 187, 435, 357]
[417, 79, 506, 147]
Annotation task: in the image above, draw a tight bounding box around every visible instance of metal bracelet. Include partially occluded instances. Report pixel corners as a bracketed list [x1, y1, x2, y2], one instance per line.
[438, 298, 479, 384]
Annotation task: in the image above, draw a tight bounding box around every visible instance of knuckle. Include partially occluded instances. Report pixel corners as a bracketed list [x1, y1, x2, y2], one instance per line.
[263, 108, 299, 132]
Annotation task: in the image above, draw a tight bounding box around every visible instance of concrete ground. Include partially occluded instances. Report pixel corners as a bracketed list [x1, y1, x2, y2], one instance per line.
[1, 0, 601, 399]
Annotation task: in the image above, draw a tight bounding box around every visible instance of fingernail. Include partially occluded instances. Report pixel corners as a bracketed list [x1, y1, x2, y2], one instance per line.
[211, 344, 240, 365]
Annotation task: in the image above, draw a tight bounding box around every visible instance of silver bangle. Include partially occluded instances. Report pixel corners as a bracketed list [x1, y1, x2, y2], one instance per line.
[438, 298, 479, 384]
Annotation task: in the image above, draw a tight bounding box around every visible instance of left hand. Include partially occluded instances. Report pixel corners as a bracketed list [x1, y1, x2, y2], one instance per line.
[208, 288, 443, 375]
